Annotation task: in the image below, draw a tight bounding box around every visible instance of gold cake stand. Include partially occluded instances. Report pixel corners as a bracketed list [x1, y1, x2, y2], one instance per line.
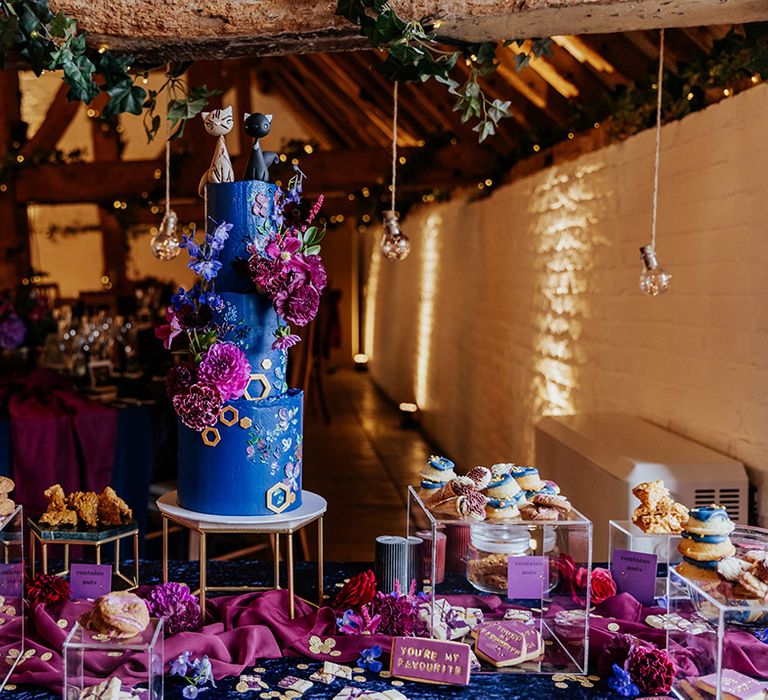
[27, 517, 140, 588]
[157, 490, 326, 619]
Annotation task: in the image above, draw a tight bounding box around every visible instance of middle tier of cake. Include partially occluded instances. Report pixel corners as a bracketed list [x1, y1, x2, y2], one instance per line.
[178, 388, 304, 516]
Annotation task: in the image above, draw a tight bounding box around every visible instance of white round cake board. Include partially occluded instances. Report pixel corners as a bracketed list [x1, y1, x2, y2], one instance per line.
[157, 490, 327, 530]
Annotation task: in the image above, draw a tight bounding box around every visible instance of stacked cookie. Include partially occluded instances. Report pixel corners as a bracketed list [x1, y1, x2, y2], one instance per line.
[677, 505, 736, 581]
[632, 480, 689, 534]
[418, 456, 457, 500]
[484, 464, 526, 520]
[0, 478, 15, 517]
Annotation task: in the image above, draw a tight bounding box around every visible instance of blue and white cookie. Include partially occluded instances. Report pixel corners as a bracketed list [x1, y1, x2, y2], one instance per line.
[419, 455, 458, 485]
[684, 505, 735, 537]
[511, 466, 546, 493]
[485, 472, 523, 502]
[485, 492, 526, 521]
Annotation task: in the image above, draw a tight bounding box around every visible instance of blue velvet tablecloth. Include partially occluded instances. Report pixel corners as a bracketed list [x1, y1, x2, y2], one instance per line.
[8, 560, 630, 700]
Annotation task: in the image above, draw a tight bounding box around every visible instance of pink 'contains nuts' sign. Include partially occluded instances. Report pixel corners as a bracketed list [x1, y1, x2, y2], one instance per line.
[390, 636, 471, 686]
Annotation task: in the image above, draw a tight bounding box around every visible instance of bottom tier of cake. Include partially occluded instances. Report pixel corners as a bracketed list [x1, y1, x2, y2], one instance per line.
[178, 388, 304, 516]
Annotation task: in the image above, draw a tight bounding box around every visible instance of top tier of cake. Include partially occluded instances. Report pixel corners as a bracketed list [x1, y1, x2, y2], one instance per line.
[207, 180, 287, 392]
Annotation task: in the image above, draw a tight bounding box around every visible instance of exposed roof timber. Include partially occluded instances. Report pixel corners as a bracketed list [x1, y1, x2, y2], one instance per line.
[21, 83, 80, 157]
[47, 0, 768, 63]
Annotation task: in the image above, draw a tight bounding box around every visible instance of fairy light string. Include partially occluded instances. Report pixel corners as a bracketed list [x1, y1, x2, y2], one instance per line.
[391, 80, 399, 213]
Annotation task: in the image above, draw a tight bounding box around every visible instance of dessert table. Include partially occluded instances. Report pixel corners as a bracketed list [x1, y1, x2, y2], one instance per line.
[8, 561, 635, 700]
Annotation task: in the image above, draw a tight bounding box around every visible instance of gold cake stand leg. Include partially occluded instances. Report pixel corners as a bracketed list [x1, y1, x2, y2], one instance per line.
[199, 530, 207, 617]
[162, 516, 169, 583]
[64, 544, 70, 575]
[287, 531, 295, 620]
[95, 544, 101, 565]
[274, 533, 281, 589]
[115, 538, 120, 579]
[318, 516, 324, 606]
[42, 541, 48, 575]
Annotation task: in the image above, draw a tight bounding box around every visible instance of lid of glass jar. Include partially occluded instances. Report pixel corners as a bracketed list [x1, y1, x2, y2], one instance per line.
[470, 523, 557, 554]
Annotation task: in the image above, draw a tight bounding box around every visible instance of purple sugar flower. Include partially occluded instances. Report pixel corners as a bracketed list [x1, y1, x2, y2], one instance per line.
[265, 233, 301, 263]
[197, 342, 251, 401]
[145, 582, 202, 636]
[275, 285, 320, 327]
[173, 384, 222, 431]
[207, 222, 232, 252]
[0, 313, 25, 350]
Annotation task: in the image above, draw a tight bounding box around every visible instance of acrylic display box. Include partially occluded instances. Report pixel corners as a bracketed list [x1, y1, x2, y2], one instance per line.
[0, 505, 24, 692]
[407, 487, 593, 675]
[63, 618, 164, 700]
[666, 524, 768, 699]
[608, 520, 678, 598]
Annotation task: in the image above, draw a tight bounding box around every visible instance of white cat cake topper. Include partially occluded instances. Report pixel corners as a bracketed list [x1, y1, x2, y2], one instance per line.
[198, 105, 235, 196]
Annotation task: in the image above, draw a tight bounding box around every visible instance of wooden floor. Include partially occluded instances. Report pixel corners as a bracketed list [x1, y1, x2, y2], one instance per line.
[303, 368, 436, 561]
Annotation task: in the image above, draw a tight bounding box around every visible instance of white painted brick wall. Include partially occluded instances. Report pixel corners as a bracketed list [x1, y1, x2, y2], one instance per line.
[365, 84, 768, 525]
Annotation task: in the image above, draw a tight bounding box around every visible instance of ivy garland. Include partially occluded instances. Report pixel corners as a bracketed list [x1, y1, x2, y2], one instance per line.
[335, 0, 552, 142]
[0, 0, 217, 140]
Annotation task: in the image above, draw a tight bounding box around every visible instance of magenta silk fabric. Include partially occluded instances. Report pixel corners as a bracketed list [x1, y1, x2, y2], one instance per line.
[5, 590, 768, 692]
[1, 370, 117, 516]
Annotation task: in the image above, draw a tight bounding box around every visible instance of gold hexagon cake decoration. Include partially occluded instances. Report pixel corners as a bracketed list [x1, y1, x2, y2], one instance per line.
[265, 482, 291, 514]
[201, 427, 221, 447]
[239, 417, 253, 429]
[244, 373, 271, 401]
[220, 405, 239, 426]
[261, 358, 273, 370]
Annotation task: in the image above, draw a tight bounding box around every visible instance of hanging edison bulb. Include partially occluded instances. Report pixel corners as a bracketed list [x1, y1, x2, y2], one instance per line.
[639, 245, 671, 296]
[380, 209, 411, 261]
[150, 209, 181, 260]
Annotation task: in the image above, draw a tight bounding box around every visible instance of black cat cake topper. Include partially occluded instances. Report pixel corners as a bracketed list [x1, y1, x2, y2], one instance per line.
[243, 112, 278, 183]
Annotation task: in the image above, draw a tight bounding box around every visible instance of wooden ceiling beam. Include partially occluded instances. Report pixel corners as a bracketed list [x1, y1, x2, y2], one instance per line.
[21, 83, 81, 157]
[14, 144, 501, 204]
[46, 0, 768, 64]
[256, 62, 348, 149]
[577, 34, 653, 83]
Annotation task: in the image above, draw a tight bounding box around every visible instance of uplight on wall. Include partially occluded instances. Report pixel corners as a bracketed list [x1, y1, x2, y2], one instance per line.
[414, 213, 441, 409]
[363, 246, 382, 364]
[353, 353, 369, 371]
[399, 402, 419, 429]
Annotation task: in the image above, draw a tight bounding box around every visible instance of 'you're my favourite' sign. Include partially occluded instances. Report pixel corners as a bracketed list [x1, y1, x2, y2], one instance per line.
[390, 637, 471, 686]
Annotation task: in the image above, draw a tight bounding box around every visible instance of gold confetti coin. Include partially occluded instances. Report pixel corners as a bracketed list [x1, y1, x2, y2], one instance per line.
[285, 692, 301, 699]
[555, 682, 568, 689]
[296, 663, 309, 670]
[40, 652, 53, 662]
[259, 693, 270, 699]
[254, 667, 266, 673]
[353, 676, 366, 683]
[57, 619, 68, 628]
[390, 680, 404, 687]
[4, 685, 15, 691]
[236, 681, 249, 693]
[552, 674, 565, 682]
[329, 650, 341, 657]
[582, 682, 594, 688]
[607, 623, 620, 632]
[353, 668, 365, 674]
[107, 652, 123, 658]
[379, 671, 391, 678]
[588, 676, 599, 681]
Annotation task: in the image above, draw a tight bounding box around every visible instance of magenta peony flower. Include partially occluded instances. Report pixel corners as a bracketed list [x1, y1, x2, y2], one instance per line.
[0, 313, 26, 350]
[265, 233, 301, 263]
[144, 582, 201, 636]
[173, 383, 222, 431]
[166, 362, 195, 399]
[197, 342, 251, 401]
[304, 254, 327, 293]
[275, 285, 320, 327]
[626, 645, 675, 696]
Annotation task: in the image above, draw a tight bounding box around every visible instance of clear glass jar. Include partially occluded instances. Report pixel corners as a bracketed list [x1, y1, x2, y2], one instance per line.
[467, 523, 556, 595]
